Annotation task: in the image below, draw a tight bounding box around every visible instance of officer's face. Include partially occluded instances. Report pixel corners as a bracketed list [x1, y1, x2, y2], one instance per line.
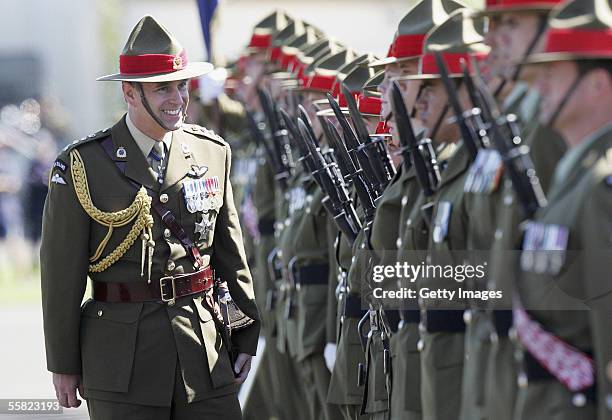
[124, 80, 189, 135]
[498, 12, 544, 80]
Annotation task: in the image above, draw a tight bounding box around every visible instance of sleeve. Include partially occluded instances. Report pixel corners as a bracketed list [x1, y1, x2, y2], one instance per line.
[212, 143, 261, 355]
[581, 180, 612, 419]
[40, 150, 90, 374]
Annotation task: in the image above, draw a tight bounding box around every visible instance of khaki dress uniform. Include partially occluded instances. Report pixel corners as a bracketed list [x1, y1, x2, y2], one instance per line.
[41, 16, 261, 419]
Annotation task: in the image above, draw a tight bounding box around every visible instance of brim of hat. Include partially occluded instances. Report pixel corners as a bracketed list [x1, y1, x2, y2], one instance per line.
[395, 73, 462, 81]
[316, 108, 348, 117]
[97, 62, 214, 82]
[369, 54, 419, 69]
[474, 5, 554, 17]
[519, 52, 612, 66]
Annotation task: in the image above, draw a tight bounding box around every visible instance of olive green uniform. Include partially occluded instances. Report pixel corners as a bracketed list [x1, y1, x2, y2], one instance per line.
[482, 111, 567, 420]
[419, 141, 471, 420]
[41, 117, 260, 418]
[513, 125, 612, 419]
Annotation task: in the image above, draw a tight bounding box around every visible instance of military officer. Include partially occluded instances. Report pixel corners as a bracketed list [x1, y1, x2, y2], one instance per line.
[41, 16, 260, 419]
[512, 0, 612, 418]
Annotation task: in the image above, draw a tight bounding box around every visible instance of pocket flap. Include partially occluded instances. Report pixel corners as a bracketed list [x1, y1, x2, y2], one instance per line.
[81, 299, 143, 323]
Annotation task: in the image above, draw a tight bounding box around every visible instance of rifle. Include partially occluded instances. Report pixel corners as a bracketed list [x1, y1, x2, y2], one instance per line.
[245, 110, 282, 178]
[257, 88, 293, 188]
[324, 119, 377, 224]
[326, 94, 388, 196]
[460, 61, 492, 149]
[433, 52, 480, 162]
[341, 85, 396, 186]
[390, 81, 440, 198]
[468, 56, 547, 218]
[296, 117, 361, 244]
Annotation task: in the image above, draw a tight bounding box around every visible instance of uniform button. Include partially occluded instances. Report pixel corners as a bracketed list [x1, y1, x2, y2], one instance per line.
[494, 228, 503, 240]
[305, 207, 311, 214]
[164, 229, 171, 238]
[284, 219, 290, 227]
[572, 393, 586, 407]
[306, 195, 313, 203]
[517, 372, 528, 388]
[508, 327, 518, 342]
[606, 360, 612, 381]
[160, 193, 169, 203]
[490, 331, 499, 343]
[419, 322, 426, 333]
[396, 237, 402, 248]
[504, 194, 514, 206]
[351, 256, 356, 263]
[97, 310, 103, 317]
[406, 218, 412, 227]
[463, 309, 472, 325]
[360, 243, 366, 249]
[417, 339, 424, 352]
[606, 394, 612, 411]
[167, 260, 176, 271]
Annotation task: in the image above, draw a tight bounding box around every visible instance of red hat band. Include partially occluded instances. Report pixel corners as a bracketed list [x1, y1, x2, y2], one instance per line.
[270, 46, 282, 62]
[545, 28, 612, 56]
[120, 50, 188, 76]
[375, 121, 390, 134]
[358, 94, 382, 115]
[420, 52, 471, 75]
[389, 34, 427, 59]
[248, 33, 272, 49]
[305, 73, 336, 92]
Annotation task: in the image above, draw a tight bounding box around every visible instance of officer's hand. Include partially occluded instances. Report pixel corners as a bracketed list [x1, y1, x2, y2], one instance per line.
[52, 373, 83, 408]
[233, 353, 252, 384]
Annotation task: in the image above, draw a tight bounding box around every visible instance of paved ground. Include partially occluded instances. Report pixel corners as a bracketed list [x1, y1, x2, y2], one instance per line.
[0, 304, 89, 419]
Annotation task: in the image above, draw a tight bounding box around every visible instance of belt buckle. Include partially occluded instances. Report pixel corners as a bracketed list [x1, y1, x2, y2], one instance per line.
[160, 276, 176, 305]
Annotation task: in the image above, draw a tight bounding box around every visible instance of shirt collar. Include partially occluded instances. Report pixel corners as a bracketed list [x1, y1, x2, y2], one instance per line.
[125, 113, 173, 157]
[551, 121, 612, 189]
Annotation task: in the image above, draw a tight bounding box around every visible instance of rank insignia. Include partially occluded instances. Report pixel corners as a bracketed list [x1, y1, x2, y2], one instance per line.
[53, 159, 67, 173]
[116, 147, 127, 159]
[51, 173, 67, 185]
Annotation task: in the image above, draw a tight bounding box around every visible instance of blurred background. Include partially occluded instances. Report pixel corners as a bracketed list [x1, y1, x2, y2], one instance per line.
[0, 0, 481, 415]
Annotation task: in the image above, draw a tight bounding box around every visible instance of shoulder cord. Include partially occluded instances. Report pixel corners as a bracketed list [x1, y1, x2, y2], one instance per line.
[69, 149, 155, 281]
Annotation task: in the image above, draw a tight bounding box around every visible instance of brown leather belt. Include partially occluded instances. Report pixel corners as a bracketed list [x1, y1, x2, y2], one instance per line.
[93, 266, 215, 304]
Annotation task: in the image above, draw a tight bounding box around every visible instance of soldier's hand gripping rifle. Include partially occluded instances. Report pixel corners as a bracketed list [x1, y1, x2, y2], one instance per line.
[341, 85, 396, 187]
[433, 51, 480, 162]
[468, 57, 547, 218]
[295, 117, 361, 244]
[327, 94, 389, 197]
[257, 88, 293, 189]
[324, 119, 377, 225]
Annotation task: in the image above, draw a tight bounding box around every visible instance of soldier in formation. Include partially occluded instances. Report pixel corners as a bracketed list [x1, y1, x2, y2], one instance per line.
[42, 1, 612, 419]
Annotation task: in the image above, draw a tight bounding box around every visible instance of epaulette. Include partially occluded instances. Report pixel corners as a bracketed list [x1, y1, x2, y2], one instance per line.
[61, 127, 111, 154]
[183, 124, 227, 146]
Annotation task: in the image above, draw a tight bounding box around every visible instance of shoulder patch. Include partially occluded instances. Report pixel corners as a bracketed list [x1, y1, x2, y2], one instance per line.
[183, 124, 227, 146]
[61, 127, 111, 154]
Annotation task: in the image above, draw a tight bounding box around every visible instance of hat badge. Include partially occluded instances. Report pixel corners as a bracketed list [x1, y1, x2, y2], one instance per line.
[173, 56, 183, 70]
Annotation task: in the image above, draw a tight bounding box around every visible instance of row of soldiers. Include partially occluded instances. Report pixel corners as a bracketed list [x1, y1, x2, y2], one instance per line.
[194, 0, 612, 419]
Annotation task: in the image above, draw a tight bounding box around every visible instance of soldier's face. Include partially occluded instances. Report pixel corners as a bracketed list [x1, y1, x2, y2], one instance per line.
[379, 63, 404, 120]
[498, 12, 544, 80]
[483, 17, 504, 80]
[535, 61, 579, 129]
[124, 80, 189, 134]
[415, 80, 448, 139]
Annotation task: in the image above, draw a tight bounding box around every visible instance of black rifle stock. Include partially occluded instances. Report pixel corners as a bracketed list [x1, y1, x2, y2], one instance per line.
[391, 81, 440, 197]
[469, 57, 547, 218]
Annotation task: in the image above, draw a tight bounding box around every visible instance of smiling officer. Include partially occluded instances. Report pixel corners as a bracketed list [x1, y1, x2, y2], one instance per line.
[40, 16, 260, 419]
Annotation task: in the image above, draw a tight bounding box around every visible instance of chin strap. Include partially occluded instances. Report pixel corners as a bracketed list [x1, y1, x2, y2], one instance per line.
[135, 82, 188, 131]
[547, 73, 583, 129]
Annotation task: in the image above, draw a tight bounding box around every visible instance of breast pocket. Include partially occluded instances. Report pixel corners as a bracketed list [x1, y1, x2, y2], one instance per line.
[80, 299, 143, 392]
